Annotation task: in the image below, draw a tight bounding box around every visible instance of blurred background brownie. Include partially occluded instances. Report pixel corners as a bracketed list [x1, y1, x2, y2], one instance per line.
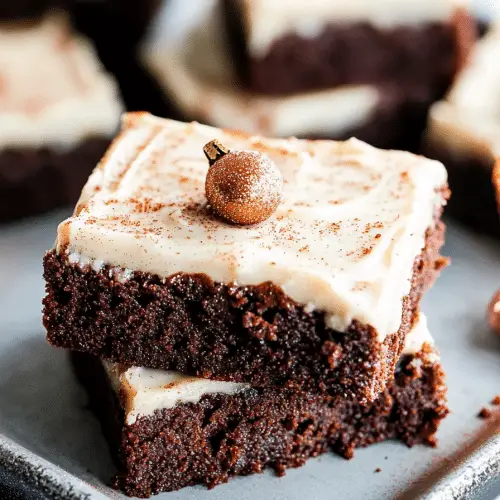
[222, 0, 473, 96]
[0, 13, 123, 222]
[143, 0, 477, 151]
[424, 24, 500, 236]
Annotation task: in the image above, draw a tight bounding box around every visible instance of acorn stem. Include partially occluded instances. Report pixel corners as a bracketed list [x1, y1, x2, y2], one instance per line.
[203, 140, 230, 167]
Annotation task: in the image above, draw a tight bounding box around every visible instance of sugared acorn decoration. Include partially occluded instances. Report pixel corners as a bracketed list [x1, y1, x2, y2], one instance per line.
[203, 139, 283, 225]
[487, 289, 500, 336]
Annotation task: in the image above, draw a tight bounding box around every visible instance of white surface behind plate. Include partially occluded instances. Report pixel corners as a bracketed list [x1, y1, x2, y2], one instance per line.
[0, 211, 499, 500]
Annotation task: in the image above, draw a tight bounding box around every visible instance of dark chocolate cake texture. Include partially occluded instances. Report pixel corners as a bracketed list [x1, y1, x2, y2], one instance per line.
[72, 314, 448, 498]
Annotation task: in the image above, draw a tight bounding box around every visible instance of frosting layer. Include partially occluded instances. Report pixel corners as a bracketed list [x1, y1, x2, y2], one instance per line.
[239, 0, 466, 57]
[426, 24, 500, 161]
[104, 362, 248, 425]
[143, 15, 380, 137]
[57, 113, 447, 340]
[104, 314, 436, 425]
[0, 14, 123, 149]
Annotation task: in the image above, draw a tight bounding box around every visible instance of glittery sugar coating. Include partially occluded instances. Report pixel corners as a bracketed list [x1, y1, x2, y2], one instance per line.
[487, 289, 500, 337]
[205, 148, 283, 225]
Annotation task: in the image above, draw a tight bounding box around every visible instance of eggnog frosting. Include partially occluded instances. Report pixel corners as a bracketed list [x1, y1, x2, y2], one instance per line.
[55, 113, 447, 341]
[0, 14, 123, 150]
[104, 314, 436, 425]
[239, 0, 468, 57]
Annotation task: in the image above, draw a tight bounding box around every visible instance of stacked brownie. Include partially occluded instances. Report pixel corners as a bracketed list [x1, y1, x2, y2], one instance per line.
[43, 113, 450, 496]
[0, 13, 123, 222]
[143, 0, 476, 151]
[424, 24, 500, 236]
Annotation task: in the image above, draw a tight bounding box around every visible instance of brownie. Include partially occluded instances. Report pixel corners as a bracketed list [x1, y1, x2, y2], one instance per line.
[43, 114, 449, 403]
[0, 14, 123, 223]
[423, 24, 500, 235]
[71, 336, 448, 497]
[0, 139, 109, 223]
[222, 1, 476, 96]
[143, 3, 475, 153]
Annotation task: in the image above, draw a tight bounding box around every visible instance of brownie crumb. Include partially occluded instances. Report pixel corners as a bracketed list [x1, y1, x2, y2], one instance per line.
[478, 408, 492, 419]
[491, 396, 500, 406]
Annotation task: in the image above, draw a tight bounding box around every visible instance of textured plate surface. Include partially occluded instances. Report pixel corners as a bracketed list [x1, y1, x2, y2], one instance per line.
[0, 209, 500, 500]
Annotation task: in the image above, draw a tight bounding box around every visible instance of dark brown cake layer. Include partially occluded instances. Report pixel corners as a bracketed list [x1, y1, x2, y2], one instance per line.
[43, 210, 447, 403]
[223, 2, 476, 96]
[71, 345, 448, 497]
[423, 144, 499, 237]
[0, 138, 109, 223]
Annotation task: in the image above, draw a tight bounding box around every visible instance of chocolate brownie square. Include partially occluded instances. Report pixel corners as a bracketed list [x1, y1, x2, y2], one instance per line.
[43, 113, 448, 403]
[0, 14, 123, 222]
[72, 314, 448, 497]
[222, 0, 476, 96]
[424, 24, 500, 236]
[143, 1, 475, 152]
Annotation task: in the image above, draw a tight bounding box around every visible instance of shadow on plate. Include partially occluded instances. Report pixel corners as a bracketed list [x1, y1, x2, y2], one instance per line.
[0, 336, 115, 486]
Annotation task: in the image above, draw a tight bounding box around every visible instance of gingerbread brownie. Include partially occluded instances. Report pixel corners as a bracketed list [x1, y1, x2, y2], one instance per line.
[43, 113, 448, 402]
[222, 0, 475, 96]
[143, 2, 475, 152]
[71, 314, 448, 497]
[424, 24, 500, 236]
[0, 14, 123, 222]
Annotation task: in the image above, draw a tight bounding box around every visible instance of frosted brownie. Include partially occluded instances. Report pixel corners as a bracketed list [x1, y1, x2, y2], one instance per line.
[0, 14, 123, 222]
[424, 24, 500, 235]
[144, 16, 432, 151]
[43, 113, 448, 402]
[143, 1, 475, 151]
[71, 315, 449, 497]
[222, 0, 475, 96]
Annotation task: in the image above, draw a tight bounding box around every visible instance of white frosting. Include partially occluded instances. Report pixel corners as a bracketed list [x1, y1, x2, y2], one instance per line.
[103, 314, 436, 424]
[143, 14, 380, 138]
[56, 113, 447, 340]
[402, 313, 434, 354]
[240, 0, 466, 57]
[0, 14, 123, 150]
[103, 362, 248, 425]
[426, 24, 500, 161]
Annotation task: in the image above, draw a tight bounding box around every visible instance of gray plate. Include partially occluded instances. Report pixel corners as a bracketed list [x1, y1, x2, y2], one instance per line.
[0, 211, 500, 500]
